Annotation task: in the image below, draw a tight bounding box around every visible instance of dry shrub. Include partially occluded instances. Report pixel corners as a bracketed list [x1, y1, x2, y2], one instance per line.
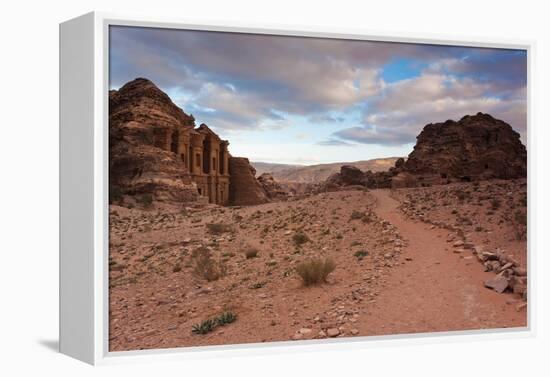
[292, 231, 309, 247]
[206, 223, 232, 235]
[244, 247, 259, 259]
[296, 257, 336, 286]
[192, 246, 226, 281]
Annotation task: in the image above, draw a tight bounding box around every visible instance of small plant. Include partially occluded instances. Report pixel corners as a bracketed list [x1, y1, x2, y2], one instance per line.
[250, 281, 266, 289]
[206, 223, 232, 235]
[217, 311, 237, 326]
[350, 240, 361, 247]
[296, 257, 336, 286]
[292, 231, 309, 247]
[192, 311, 237, 335]
[354, 250, 369, 260]
[192, 318, 217, 335]
[244, 247, 259, 259]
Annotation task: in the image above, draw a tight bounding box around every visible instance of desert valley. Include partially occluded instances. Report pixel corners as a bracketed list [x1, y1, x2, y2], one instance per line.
[108, 78, 527, 351]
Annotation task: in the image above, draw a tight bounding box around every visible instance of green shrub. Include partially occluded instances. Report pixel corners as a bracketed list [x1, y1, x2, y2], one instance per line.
[192, 311, 237, 335]
[296, 257, 336, 286]
[354, 250, 369, 260]
[216, 311, 237, 326]
[192, 318, 217, 335]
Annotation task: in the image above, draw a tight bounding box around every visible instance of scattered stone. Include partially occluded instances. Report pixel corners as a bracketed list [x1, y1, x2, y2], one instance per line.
[327, 328, 340, 337]
[484, 275, 509, 293]
[512, 267, 527, 276]
[499, 262, 514, 272]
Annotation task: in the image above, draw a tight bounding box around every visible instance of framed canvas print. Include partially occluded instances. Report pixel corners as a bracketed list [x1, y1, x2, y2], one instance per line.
[59, 12, 533, 365]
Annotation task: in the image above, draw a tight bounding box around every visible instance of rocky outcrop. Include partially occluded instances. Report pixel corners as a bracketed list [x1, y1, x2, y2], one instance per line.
[404, 113, 526, 182]
[257, 173, 288, 201]
[391, 172, 417, 189]
[228, 157, 269, 206]
[318, 113, 526, 191]
[320, 164, 396, 191]
[109, 78, 199, 207]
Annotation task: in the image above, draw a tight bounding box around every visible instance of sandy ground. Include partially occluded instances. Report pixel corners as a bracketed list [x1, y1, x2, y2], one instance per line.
[109, 184, 526, 352]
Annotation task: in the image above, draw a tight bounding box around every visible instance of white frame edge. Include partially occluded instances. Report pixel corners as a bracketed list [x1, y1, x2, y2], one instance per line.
[59, 11, 536, 365]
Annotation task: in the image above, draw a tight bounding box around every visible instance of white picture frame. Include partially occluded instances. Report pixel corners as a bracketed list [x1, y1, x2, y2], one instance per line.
[59, 11, 535, 365]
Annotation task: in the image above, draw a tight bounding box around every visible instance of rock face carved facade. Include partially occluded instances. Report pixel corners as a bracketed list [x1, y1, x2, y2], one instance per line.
[177, 123, 230, 205]
[109, 78, 231, 206]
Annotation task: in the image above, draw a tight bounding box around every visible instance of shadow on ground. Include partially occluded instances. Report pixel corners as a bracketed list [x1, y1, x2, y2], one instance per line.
[38, 339, 59, 352]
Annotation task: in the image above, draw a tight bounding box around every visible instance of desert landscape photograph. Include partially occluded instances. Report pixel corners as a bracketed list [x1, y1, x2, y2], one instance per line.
[107, 26, 528, 351]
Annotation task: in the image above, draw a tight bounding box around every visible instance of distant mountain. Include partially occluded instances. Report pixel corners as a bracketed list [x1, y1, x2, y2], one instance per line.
[251, 157, 401, 183]
[252, 162, 305, 176]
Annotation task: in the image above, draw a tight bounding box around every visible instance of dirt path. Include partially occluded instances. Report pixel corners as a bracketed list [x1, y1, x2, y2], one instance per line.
[360, 189, 526, 336]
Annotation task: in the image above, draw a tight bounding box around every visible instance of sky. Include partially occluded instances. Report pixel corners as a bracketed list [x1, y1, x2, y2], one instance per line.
[109, 26, 527, 165]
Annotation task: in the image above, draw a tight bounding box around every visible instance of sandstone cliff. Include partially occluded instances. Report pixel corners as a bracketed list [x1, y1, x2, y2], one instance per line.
[109, 78, 199, 206]
[228, 157, 269, 206]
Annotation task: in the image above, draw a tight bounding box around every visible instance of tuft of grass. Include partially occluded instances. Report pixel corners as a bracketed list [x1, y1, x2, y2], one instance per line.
[296, 257, 336, 286]
[292, 231, 309, 247]
[191, 246, 226, 281]
[192, 311, 237, 335]
[354, 250, 369, 260]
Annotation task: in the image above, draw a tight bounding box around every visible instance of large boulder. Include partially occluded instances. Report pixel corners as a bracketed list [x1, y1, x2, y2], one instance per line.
[404, 113, 526, 181]
[228, 157, 269, 206]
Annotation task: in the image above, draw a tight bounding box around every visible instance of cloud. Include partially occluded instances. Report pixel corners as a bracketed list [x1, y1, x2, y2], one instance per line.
[330, 72, 526, 146]
[110, 26, 527, 147]
[316, 138, 357, 146]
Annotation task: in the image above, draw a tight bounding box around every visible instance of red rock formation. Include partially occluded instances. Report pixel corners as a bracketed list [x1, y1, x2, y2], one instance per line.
[404, 113, 526, 181]
[228, 157, 269, 206]
[257, 173, 288, 200]
[319, 113, 526, 191]
[109, 78, 200, 206]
